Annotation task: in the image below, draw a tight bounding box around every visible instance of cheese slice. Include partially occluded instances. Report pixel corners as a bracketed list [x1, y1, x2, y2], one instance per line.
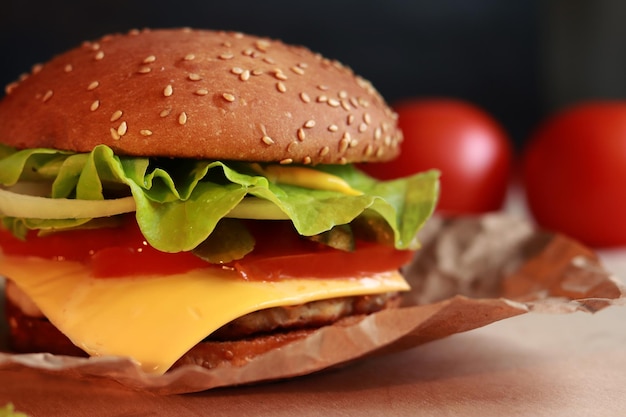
[0, 255, 409, 374]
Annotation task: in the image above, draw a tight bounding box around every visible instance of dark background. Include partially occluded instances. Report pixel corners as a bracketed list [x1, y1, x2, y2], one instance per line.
[2, 0, 625, 151]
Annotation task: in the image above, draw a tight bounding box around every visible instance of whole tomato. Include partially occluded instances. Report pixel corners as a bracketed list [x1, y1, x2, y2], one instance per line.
[359, 99, 513, 215]
[522, 101, 626, 247]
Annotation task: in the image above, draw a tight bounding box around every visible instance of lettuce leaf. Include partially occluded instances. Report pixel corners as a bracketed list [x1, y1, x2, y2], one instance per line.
[0, 144, 439, 252]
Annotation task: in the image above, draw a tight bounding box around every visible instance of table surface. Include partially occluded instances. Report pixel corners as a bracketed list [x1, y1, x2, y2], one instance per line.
[2, 196, 626, 416]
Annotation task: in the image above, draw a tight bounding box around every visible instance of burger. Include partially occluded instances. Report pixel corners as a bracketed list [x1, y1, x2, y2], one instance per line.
[0, 28, 438, 376]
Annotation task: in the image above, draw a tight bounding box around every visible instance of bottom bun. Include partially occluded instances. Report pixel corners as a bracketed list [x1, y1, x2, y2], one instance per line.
[4, 281, 401, 371]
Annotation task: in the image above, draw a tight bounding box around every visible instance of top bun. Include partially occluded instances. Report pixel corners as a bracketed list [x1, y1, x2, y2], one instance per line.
[0, 28, 402, 164]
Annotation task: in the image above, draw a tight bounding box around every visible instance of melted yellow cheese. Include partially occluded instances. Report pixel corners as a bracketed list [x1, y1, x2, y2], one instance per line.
[0, 255, 408, 374]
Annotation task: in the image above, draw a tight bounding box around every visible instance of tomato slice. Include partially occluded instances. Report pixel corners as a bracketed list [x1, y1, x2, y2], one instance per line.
[0, 218, 413, 279]
[231, 220, 414, 280]
[233, 241, 414, 280]
[90, 245, 208, 277]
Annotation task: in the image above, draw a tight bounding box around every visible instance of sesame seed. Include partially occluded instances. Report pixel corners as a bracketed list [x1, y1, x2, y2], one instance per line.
[222, 92, 236, 102]
[42, 90, 53, 102]
[376, 148, 385, 158]
[328, 98, 340, 107]
[349, 97, 359, 108]
[300, 92, 311, 103]
[195, 88, 209, 96]
[163, 84, 173, 97]
[5, 82, 18, 95]
[117, 121, 128, 136]
[338, 157, 348, 165]
[304, 119, 316, 128]
[319, 146, 330, 157]
[184, 53, 196, 61]
[110, 110, 123, 122]
[252, 69, 264, 76]
[290, 66, 305, 75]
[143, 55, 157, 64]
[328, 124, 338, 132]
[302, 156, 312, 165]
[94, 51, 105, 60]
[91, 43, 101, 51]
[276, 82, 287, 93]
[231, 67, 244, 75]
[178, 112, 188, 125]
[364, 144, 374, 157]
[255, 39, 271, 52]
[160, 108, 172, 118]
[137, 67, 151, 74]
[359, 123, 368, 133]
[240, 70, 250, 81]
[279, 158, 294, 165]
[297, 128, 306, 141]
[32, 64, 43, 74]
[87, 81, 100, 91]
[298, 62, 308, 69]
[188, 73, 202, 81]
[363, 113, 372, 124]
[242, 48, 254, 57]
[287, 141, 298, 153]
[140, 129, 153, 136]
[261, 135, 275, 145]
[350, 138, 359, 148]
[317, 85, 329, 91]
[64, 64, 73, 73]
[347, 114, 355, 125]
[110, 127, 121, 140]
[90, 100, 100, 111]
[263, 57, 276, 64]
[219, 53, 234, 60]
[222, 41, 232, 47]
[374, 127, 382, 140]
[339, 137, 350, 153]
[317, 95, 328, 103]
[273, 70, 288, 81]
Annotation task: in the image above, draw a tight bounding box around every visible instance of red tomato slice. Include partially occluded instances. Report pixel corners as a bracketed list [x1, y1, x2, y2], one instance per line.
[90, 245, 208, 277]
[0, 219, 412, 279]
[233, 241, 414, 280]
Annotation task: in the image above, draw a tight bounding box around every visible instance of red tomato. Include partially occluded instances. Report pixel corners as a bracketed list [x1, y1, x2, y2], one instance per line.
[0, 219, 412, 279]
[359, 99, 513, 215]
[235, 241, 414, 280]
[522, 101, 626, 247]
[234, 221, 414, 280]
[0, 218, 207, 277]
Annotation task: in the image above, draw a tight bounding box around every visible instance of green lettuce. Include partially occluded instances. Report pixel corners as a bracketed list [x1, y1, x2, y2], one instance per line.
[0, 144, 439, 253]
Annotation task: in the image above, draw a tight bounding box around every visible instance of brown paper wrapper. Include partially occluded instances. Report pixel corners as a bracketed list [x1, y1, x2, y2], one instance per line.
[1, 213, 624, 394]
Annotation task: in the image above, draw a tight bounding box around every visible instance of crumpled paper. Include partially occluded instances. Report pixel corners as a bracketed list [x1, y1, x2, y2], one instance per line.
[1, 213, 624, 394]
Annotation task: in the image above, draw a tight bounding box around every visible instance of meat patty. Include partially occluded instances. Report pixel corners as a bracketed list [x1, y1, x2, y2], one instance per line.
[4, 279, 400, 362]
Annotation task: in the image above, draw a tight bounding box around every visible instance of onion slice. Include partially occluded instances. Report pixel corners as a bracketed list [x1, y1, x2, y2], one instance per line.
[0, 188, 290, 220]
[0, 188, 136, 219]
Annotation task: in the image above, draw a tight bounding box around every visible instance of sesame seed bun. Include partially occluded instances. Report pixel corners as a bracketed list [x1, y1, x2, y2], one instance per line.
[0, 28, 402, 164]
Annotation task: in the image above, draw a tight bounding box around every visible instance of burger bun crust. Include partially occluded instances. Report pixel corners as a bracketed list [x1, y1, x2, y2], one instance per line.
[0, 28, 403, 164]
